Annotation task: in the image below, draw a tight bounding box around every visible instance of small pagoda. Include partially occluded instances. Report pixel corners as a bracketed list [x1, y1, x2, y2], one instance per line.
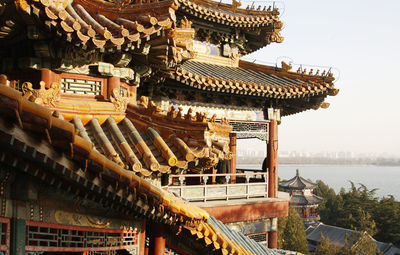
[279, 169, 322, 225]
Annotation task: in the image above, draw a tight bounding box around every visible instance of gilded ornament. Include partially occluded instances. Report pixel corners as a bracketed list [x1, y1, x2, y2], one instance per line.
[180, 17, 192, 29]
[22, 81, 61, 107]
[176, 107, 183, 119]
[148, 100, 161, 114]
[140, 96, 149, 108]
[231, 0, 241, 11]
[209, 114, 217, 123]
[281, 61, 292, 72]
[221, 117, 229, 125]
[110, 88, 129, 112]
[184, 108, 194, 121]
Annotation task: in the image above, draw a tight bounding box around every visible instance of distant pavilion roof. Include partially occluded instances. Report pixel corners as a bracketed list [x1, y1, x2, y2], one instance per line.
[306, 223, 400, 255]
[290, 194, 322, 206]
[279, 169, 318, 190]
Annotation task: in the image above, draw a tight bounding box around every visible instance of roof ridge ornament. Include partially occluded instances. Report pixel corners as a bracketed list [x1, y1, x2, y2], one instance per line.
[22, 81, 61, 107]
[110, 88, 129, 112]
[180, 17, 192, 28]
[231, 0, 241, 11]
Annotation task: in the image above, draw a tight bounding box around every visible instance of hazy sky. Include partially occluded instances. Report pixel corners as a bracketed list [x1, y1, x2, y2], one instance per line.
[237, 0, 400, 157]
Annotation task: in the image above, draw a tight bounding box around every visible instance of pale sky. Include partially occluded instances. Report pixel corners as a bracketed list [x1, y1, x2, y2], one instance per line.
[238, 0, 400, 157]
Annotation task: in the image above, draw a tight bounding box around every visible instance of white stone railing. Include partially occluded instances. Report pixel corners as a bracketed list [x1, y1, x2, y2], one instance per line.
[163, 172, 268, 202]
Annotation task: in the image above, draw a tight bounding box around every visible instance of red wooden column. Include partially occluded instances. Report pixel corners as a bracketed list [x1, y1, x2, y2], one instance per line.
[230, 133, 237, 183]
[267, 118, 279, 249]
[267, 119, 278, 198]
[150, 222, 166, 255]
[107, 76, 120, 99]
[140, 220, 146, 255]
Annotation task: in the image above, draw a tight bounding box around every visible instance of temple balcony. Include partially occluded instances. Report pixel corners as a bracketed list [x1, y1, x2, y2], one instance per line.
[163, 169, 290, 223]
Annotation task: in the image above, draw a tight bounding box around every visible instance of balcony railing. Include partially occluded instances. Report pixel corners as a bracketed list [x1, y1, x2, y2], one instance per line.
[163, 172, 268, 202]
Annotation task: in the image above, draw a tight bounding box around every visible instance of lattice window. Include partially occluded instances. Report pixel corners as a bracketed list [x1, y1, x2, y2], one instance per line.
[88, 251, 117, 255]
[248, 233, 267, 243]
[0, 217, 9, 253]
[26, 221, 138, 252]
[61, 78, 102, 95]
[0, 220, 7, 246]
[229, 121, 268, 133]
[227, 121, 268, 141]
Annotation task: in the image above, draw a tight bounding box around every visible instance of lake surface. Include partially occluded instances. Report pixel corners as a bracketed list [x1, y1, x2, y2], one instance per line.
[237, 164, 400, 200]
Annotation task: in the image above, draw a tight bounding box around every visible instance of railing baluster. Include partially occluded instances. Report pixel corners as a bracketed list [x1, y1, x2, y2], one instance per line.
[225, 175, 231, 200]
[202, 176, 208, 202]
[179, 176, 185, 198]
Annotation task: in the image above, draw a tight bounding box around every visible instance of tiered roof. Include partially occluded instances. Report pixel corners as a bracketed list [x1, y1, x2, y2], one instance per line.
[279, 169, 322, 206]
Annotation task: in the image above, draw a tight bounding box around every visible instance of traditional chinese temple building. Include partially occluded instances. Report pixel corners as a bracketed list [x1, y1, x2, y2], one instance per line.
[0, 0, 338, 253]
[279, 170, 323, 225]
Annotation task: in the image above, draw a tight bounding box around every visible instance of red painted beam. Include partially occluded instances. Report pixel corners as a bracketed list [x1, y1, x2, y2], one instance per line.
[201, 200, 289, 223]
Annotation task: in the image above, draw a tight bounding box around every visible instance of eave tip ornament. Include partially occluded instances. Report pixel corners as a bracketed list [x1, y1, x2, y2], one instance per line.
[320, 102, 330, 109]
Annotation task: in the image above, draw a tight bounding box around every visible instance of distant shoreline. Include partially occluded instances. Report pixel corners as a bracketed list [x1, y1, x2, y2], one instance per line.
[237, 157, 400, 167]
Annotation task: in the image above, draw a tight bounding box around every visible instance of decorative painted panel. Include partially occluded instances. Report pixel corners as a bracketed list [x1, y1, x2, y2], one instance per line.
[25, 221, 139, 253]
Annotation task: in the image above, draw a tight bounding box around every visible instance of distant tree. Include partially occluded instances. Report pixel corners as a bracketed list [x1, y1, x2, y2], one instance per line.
[314, 180, 345, 226]
[314, 180, 400, 247]
[373, 196, 400, 245]
[277, 214, 288, 249]
[281, 207, 308, 254]
[341, 232, 381, 255]
[314, 234, 341, 255]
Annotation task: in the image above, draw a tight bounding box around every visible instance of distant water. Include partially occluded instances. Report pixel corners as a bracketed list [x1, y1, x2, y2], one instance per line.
[237, 164, 400, 200]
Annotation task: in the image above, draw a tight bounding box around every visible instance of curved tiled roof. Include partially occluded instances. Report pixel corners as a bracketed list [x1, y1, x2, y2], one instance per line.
[290, 194, 323, 206]
[175, 0, 284, 53]
[279, 170, 318, 189]
[207, 217, 281, 255]
[167, 59, 338, 115]
[0, 81, 212, 225]
[177, 0, 281, 28]
[72, 112, 231, 176]
[12, 0, 173, 49]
